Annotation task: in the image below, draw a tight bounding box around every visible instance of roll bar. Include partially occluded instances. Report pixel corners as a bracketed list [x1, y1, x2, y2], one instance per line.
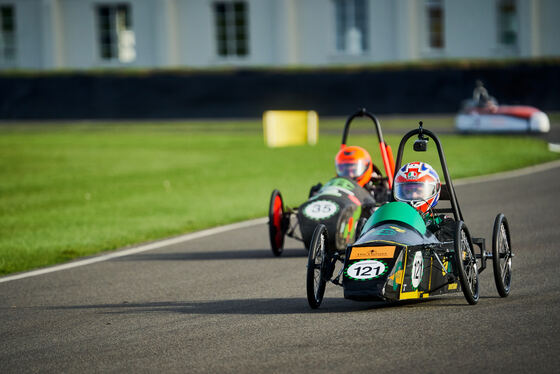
[341, 108, 395, 188]
[393, 122, 463, 222]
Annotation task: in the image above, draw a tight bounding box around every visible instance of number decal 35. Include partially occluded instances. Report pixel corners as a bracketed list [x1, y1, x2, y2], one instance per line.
[303, 200, 339, 220]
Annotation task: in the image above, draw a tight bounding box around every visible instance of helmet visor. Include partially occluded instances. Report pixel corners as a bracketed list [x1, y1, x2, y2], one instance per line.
[394, 182, 437, 202]
[336, 160, 368, 179]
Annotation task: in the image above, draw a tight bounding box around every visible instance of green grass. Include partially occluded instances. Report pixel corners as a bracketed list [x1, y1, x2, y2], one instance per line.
[0, 119, 558, 275]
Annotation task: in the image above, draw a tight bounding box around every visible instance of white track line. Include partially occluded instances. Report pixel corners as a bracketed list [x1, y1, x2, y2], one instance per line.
[2, 159, 560, 284]
[453, 159, 560, 186]
[0, 217, 267, 284]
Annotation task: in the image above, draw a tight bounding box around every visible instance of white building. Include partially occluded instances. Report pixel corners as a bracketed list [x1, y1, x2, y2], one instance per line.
[1, 0, 559, 70]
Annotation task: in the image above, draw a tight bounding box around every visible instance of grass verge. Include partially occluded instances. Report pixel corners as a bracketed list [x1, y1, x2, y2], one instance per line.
[1, 118, 558, 275]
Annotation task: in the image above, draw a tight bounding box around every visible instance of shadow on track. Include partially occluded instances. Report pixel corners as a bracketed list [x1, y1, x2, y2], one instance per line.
[44, 297, 472, 315]
[113, 248, 307, 262]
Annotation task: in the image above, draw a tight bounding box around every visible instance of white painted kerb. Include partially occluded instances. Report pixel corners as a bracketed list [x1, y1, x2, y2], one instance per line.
[0, 217, 267, 283]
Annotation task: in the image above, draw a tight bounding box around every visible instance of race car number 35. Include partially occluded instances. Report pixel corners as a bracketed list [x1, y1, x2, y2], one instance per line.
[303, 200, 339, 220]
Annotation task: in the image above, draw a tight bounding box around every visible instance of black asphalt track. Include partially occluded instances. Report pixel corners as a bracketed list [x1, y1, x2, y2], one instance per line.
[1, 163, 559, 373]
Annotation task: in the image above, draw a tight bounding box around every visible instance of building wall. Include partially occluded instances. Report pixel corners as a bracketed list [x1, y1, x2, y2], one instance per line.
[292, 0, 330, 65]
[538, 0, 560, 56]
[61, 0, 95, 69]
[1, 0, 558, 71]
[270, 0, 299, 65]
[249, 0, 276, 66]
[172, 0, 277, 67]
[2, 0, 42, 69]
[441, 1, 495, 59]
[176, 0, 209, 67]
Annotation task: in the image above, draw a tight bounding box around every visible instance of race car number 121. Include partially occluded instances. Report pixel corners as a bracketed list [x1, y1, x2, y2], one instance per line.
[345, 260, 387, 280]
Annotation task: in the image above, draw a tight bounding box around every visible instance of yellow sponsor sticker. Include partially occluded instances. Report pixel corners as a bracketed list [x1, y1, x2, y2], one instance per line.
[349, 246, 396, 260]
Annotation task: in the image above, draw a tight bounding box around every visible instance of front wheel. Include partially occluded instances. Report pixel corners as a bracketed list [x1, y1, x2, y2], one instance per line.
[306, 224, 329, 309]
[492, 213, 512, 297]
[454, 221, 479, 305]
[268, 189, 286, 256]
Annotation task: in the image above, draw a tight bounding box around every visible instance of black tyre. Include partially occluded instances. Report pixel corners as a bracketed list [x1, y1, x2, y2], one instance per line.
[492, 213, 512, 297]
[454, 221, 479, 305]
[268, 189, 285, 256]
[306, 224, 329, 309]
[355, 217, 368, 239]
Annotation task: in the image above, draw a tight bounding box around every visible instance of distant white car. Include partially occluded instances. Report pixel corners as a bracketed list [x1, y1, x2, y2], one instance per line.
[455, 99, 550, 133]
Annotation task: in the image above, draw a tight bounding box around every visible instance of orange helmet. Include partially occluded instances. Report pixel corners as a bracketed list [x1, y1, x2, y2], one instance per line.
[335, 146, 373, 187]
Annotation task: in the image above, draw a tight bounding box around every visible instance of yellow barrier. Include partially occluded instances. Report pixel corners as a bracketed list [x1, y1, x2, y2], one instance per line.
[263, 110, 318, 147]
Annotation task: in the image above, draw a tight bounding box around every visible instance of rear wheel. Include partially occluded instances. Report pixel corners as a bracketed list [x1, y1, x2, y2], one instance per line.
[454, 221, 479, 305]
[268, 190, 286, 256]
[355, 217, 368, 239]
[492, 214, 512, 297]
[306, 224, 329, 309]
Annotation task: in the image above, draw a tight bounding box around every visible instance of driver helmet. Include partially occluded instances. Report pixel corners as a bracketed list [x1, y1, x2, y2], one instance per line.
[394, 162, 441, 214]
[335, 145, 373, 187]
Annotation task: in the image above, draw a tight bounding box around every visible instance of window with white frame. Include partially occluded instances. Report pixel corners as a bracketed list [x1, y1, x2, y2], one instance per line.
[497, 0, 517, 47]
[334, 0, 368, 55]
[96, 4, 135, 63]
[213, 1, 249, 58]
[0, 5, 16, 64]
[426, 0, 444, 49]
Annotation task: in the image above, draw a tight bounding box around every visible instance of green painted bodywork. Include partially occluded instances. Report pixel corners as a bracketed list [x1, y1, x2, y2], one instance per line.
[362, 201, 427, 235]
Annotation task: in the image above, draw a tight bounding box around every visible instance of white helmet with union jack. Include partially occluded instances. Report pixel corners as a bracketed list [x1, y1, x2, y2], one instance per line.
[394, 162, 441, 214]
